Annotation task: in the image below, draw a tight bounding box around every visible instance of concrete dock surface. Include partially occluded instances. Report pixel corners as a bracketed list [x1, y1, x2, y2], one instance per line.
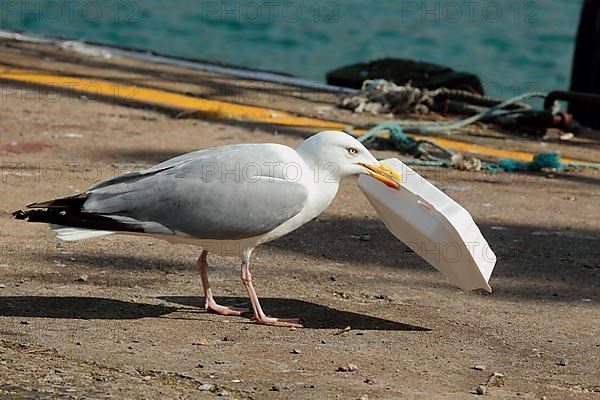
[0, 38, 599, 399]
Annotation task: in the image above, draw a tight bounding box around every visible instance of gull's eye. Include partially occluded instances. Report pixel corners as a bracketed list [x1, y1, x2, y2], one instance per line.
[348, 147, 359, 156]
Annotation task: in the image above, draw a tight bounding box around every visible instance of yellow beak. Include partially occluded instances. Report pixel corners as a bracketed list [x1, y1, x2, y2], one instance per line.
[359, 163, 401, 190]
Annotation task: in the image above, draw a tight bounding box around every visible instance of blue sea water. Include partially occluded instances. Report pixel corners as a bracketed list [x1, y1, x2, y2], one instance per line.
[0, 0, 583, 97]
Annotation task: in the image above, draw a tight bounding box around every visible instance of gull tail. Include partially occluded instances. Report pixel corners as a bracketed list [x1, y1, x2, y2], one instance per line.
[50, 225, 114, 241]
[13, 194, 116, 241]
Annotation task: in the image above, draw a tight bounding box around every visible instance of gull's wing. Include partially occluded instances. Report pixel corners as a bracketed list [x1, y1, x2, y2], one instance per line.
[25, 144, 310, 240]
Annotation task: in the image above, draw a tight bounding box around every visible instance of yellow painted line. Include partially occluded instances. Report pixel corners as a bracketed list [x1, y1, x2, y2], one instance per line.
[0, 69, 588, 164]
[0, 69, 346, 130]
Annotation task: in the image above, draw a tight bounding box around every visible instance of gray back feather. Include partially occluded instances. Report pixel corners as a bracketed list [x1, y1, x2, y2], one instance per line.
[84, 144, 309, 240]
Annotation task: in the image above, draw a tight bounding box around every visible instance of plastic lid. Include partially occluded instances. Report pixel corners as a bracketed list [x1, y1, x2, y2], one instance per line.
[358, 158, 496, 292]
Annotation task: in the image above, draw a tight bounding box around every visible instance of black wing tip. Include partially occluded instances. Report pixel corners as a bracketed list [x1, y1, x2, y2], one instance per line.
[24, 194, 89, 210]
[13, 207, 146, 234]
[12, 210, 29, 220]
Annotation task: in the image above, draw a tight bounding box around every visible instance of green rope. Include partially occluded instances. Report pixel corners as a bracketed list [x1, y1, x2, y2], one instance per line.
[565, 162, 600, 169]
[352, 92, 548, 134]
[346, 90, 600, 172]
[352, 122, 453, 162]
[403, 160, 453, 168]
[349, 121, 600, 172]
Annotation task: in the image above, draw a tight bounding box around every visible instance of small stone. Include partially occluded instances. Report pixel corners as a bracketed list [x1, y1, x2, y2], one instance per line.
[196, 363, 204, 368]
[364, 378, 375, 385]
[486, 372, 506, 387]
[193, 338, 209, 346]
[292, 349, 301, 354]
[321, 340, 327, 344]
[359, 395, 369, 400]
[142, 376, 151, 381]
[330, 276, 337, 282]
[560, 133, 574, 141]
[472, 365, 486, 371]
[270, 385, 281, 392]
[355, 234, 371, 242]
[334, 326, 351, 335]
[215, 360, 225, 365]
[558, 358, 569, 366]
[231, 379, 241, 383]
[199, 383, 214, 391]
[474, 385, 486, 395]
[76, 275, 88, 283]
[0, 284, 5, 289]
[337, 363, 358, 372]
[20, 320, 30, 325]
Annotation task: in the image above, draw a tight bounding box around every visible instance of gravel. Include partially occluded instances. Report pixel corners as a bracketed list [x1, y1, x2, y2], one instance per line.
[558, 358, 569, 367]
[474, 385, 486, 395]
[337, 364, 358, 372]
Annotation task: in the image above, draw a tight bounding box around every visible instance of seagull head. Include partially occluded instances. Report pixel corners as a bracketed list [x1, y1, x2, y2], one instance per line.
[297, 131, 401, 189]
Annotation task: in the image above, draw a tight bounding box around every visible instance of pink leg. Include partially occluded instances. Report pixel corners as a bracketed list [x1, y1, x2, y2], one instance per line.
[239, 251, 303, 328]
[196, 250, 249, 317]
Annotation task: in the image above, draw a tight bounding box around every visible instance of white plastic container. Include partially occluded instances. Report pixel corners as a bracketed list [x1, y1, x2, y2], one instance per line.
[358, 158, 496, 292]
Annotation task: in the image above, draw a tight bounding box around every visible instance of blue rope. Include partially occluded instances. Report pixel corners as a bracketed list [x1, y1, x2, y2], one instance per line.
[492, 153, 563, 172]
[494, 154, 600, 172]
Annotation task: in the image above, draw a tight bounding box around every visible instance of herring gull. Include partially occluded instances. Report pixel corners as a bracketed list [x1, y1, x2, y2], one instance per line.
[14, 131, 401, 327]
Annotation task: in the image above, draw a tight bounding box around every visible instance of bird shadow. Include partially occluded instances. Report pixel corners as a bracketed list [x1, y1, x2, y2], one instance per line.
[0, 295, 429, 331]
[0, 296, 177, 320]
[158, 296, 430, 331]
